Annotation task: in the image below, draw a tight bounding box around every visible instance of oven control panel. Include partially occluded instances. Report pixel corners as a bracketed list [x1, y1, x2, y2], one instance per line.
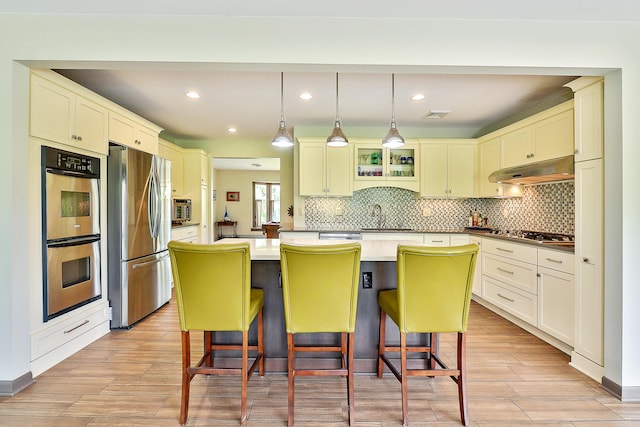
[43, 146, 100, 178]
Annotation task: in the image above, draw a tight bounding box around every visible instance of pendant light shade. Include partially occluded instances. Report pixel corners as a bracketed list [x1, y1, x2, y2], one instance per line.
[381, 73, 405, 148]
[327, 72, 349, 147]
[272, 72, 294, 147]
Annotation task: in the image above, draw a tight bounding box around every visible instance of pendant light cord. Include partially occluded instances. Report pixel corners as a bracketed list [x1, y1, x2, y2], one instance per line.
[335, 72, 340, 123]
[391, 73, 396, 123]
[280, 72, 285, 122]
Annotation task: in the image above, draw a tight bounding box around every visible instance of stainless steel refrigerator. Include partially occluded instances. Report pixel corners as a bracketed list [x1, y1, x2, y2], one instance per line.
[107, 145, 172, 328]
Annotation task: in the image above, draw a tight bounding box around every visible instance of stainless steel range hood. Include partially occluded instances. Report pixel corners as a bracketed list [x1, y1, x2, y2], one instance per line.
[488, 155, 574, 185]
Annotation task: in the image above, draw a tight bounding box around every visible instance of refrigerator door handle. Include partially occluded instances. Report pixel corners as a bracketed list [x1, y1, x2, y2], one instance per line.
[132, 252, 169, 269]
[147, 159, 161, 239]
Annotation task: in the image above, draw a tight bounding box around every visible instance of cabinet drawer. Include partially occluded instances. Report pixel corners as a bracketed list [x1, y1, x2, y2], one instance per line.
[538, 248, 574, 274]
[482, 276, 537, 325]
[482, 238, 537, 263]
[171, 225, 199, 242]
[31, 304, 109, 360]
[483, 253, 537, 294]
[423, 234, 450, 246]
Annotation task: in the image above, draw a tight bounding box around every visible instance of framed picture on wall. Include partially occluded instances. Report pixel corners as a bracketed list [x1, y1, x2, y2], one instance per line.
[226, 191, 240, 201]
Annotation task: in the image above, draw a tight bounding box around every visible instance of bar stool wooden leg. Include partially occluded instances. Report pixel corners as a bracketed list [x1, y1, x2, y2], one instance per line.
[287, 333, 295, 427]
[400, 332, 409, 427]
[204, 331, 213, 367]
[458, 332, 469, 426]
[347, 332, 355, 426]
[241, 330, 249, 425]
[180, 331, 191, 425]
[377, 308, 386, 378]
[258, 310, 265, 376]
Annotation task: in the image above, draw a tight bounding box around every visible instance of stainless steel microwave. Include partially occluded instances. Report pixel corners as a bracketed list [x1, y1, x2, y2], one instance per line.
[172, 198, 192, 223]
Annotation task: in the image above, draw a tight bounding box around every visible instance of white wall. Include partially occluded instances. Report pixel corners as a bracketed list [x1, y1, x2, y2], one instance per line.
[215, 169, 280, 236]
[0, 13, 638, 395]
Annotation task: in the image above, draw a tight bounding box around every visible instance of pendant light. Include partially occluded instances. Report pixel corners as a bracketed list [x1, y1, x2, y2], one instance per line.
[381, 73, 405, 148]
[271, 72, 294, 147]
[326, 72, 349, 147]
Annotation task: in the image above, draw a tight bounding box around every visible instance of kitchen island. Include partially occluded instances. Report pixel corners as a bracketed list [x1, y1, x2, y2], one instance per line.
[210, 238, 428, 373]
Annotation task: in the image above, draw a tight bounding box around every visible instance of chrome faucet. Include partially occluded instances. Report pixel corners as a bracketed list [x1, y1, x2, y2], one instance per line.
[372, 204, 384, 229]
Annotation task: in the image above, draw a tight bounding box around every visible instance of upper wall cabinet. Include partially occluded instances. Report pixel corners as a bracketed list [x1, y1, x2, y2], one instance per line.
[353, 139, 419, 192]
[419, 139, 476, 198]
[477, 137, 523, 198]
[30, 72, 108, 155]
[564, 77, 604, 162]
[299, 138, 352, 197]
[158, 138, 184, 196]
[108, 111, 160, 155]
[498, 101, 574, 168]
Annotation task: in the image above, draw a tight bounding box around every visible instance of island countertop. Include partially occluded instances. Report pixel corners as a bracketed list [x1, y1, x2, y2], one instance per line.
[213, 238, 417, 261]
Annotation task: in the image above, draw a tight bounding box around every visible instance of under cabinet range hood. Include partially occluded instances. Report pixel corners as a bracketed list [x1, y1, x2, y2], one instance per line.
[488, 155, 575, 185]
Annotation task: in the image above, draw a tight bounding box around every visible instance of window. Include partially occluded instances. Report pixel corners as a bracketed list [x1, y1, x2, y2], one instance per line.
[252, 182, 280, 229]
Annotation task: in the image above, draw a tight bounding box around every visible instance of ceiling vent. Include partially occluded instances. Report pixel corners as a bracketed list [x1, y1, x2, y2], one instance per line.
[423, 110, 451, 120]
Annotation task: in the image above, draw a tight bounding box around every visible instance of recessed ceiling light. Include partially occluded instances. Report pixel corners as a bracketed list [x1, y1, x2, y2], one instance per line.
[185, 91, 200, 99]
[299, 92, 313, 100]
[424, 110, 451, 119]
[227, 127, 237, 133]
[411, 93, 426, 101]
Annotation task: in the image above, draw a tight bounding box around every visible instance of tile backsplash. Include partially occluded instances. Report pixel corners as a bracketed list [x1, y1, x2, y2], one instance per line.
[304, 182, 574, 234]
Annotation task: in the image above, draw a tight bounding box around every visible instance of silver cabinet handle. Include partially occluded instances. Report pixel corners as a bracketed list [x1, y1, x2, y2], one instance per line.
[583, 257, 590, 263]
[497, 267, 514, 275]
[545, 257, 563, 264]
[497, 293, 515, 302]
[497, 247, 514, 253]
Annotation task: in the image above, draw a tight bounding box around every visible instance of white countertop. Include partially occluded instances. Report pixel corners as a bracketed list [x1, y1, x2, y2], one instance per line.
[213, 238, 417, 261]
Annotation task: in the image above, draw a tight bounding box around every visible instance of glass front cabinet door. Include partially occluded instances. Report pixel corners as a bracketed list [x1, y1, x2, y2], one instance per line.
[354, 140, 419, 191]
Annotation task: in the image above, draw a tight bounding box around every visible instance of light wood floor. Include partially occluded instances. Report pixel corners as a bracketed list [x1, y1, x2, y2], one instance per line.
[2, 297, 639, 426]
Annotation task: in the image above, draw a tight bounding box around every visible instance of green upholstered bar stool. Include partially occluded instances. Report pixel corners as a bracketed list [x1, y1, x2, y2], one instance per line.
[168, 241, 265, 425]
[377, 243, 478, 426]
[279, 242, 362, 427]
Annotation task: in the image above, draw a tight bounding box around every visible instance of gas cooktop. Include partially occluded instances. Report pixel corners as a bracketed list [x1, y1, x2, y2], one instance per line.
[486, 229, 575, 245]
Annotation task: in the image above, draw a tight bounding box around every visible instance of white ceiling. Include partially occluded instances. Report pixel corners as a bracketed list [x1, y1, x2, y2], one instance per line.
[55, 68, 578, 145]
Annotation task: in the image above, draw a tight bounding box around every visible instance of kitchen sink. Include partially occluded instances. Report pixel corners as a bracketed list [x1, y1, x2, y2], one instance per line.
[360, 227, 413, 232]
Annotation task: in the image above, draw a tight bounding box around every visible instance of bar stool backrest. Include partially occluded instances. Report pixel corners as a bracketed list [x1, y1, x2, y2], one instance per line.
[397, 244, 478, 333]
[280, 242, 362, 333]
[168, 241, 252, 332]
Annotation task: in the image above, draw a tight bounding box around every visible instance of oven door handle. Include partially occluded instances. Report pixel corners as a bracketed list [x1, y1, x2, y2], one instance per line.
[47, 235, 100, 248]
[45, 167, 98, 179]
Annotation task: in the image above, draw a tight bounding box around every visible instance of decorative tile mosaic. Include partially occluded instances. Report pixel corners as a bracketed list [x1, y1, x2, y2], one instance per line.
[304, 182, 574, 234]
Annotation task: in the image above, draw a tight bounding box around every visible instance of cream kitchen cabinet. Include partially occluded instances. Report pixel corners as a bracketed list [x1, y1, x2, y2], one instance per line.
[158, 138, 184, 196]
[499, 101, 574, 168]
[353, 140, 419, 192]
[481, 238, 538, 325]
[171, 224, 200, 243]
[30, 72, 108, 155]
[298, 138, 352, 196]
[538, 248, 575, 345]
[573, 158, 604, 367]
[108, 111, 160, 155]
[477, 137, 523, 198]
[183, 149, 210, 243]
[419, 140, 476, 198]
[565, 77, 604, 162]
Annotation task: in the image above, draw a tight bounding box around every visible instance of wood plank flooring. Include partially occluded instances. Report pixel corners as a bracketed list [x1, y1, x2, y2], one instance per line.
[2, 297, 639, 426]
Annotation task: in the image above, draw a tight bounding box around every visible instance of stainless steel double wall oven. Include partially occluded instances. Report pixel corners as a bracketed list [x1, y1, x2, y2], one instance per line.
[41, 146, 102, 321]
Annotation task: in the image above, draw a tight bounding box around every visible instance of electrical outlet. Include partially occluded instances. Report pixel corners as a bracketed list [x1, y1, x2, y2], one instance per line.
[422, 207, 431, 217]
[335, 207, 343, 216]
[362, 272, 373, 289]
[503, 208, 509, 218]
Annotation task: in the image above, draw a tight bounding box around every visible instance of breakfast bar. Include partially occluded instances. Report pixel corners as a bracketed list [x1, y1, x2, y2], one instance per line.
[212, 238, 423, 373]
